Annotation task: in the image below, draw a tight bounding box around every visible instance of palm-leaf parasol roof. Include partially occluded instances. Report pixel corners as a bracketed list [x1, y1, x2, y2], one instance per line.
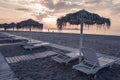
[57, 9, 111, 62]
[57, 9, 110, 30]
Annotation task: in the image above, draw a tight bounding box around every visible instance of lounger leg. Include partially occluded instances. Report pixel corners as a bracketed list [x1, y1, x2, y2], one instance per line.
[65, 62, 69, 66]
[110, 63, 114, 68]
[90, 74, 97, 80]
[93, 74, 97, 79]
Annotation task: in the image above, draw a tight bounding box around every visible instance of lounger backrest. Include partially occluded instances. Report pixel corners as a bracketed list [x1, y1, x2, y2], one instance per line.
[81, 48, 100, 66]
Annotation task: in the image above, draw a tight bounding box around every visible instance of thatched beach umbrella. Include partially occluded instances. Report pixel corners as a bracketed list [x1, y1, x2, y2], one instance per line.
[2, 23, 9, 31]
[18, 19, 43, 43]
[9, 22, 16, 31]
[57, 9, 111, 62]
[19, 19, 34, 42]
[16, 23, 20, 31]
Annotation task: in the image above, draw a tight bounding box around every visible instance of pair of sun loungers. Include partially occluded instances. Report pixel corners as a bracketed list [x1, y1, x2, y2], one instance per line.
[52, 48, 119, 75]
[0, 32, 49, 50]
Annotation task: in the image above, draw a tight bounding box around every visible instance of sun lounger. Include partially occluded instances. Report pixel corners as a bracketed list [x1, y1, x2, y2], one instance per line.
[72, 48, 119, 75]
[51, 52, 81, 64]
[52, 47, 119, 65]
[22, 42, 49, 50]
[0, 36, 15, 40]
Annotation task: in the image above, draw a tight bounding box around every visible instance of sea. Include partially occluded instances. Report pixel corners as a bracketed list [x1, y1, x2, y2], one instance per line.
[2, 27, 120, 36]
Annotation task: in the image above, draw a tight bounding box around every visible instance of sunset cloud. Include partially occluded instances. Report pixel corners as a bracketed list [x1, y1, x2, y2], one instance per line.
[15, 8, 31, 12]
[0, 0, 120, 29]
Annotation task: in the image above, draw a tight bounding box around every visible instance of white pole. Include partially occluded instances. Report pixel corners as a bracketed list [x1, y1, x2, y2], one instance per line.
[79, 20, 83, 63]
[30, 26, 32, 43]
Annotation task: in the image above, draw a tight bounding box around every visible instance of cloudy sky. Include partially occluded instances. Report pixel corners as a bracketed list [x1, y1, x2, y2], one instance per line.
[0, 0, 120, 31]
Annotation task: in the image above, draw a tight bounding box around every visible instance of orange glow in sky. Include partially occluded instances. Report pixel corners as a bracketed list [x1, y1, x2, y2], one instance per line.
[0, 0, 120, 35]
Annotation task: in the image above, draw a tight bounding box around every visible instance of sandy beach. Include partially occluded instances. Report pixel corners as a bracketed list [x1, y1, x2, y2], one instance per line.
[0, 0, 120, 80]
[7, 31, 120, 57]
[1, 31, 120, 80]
